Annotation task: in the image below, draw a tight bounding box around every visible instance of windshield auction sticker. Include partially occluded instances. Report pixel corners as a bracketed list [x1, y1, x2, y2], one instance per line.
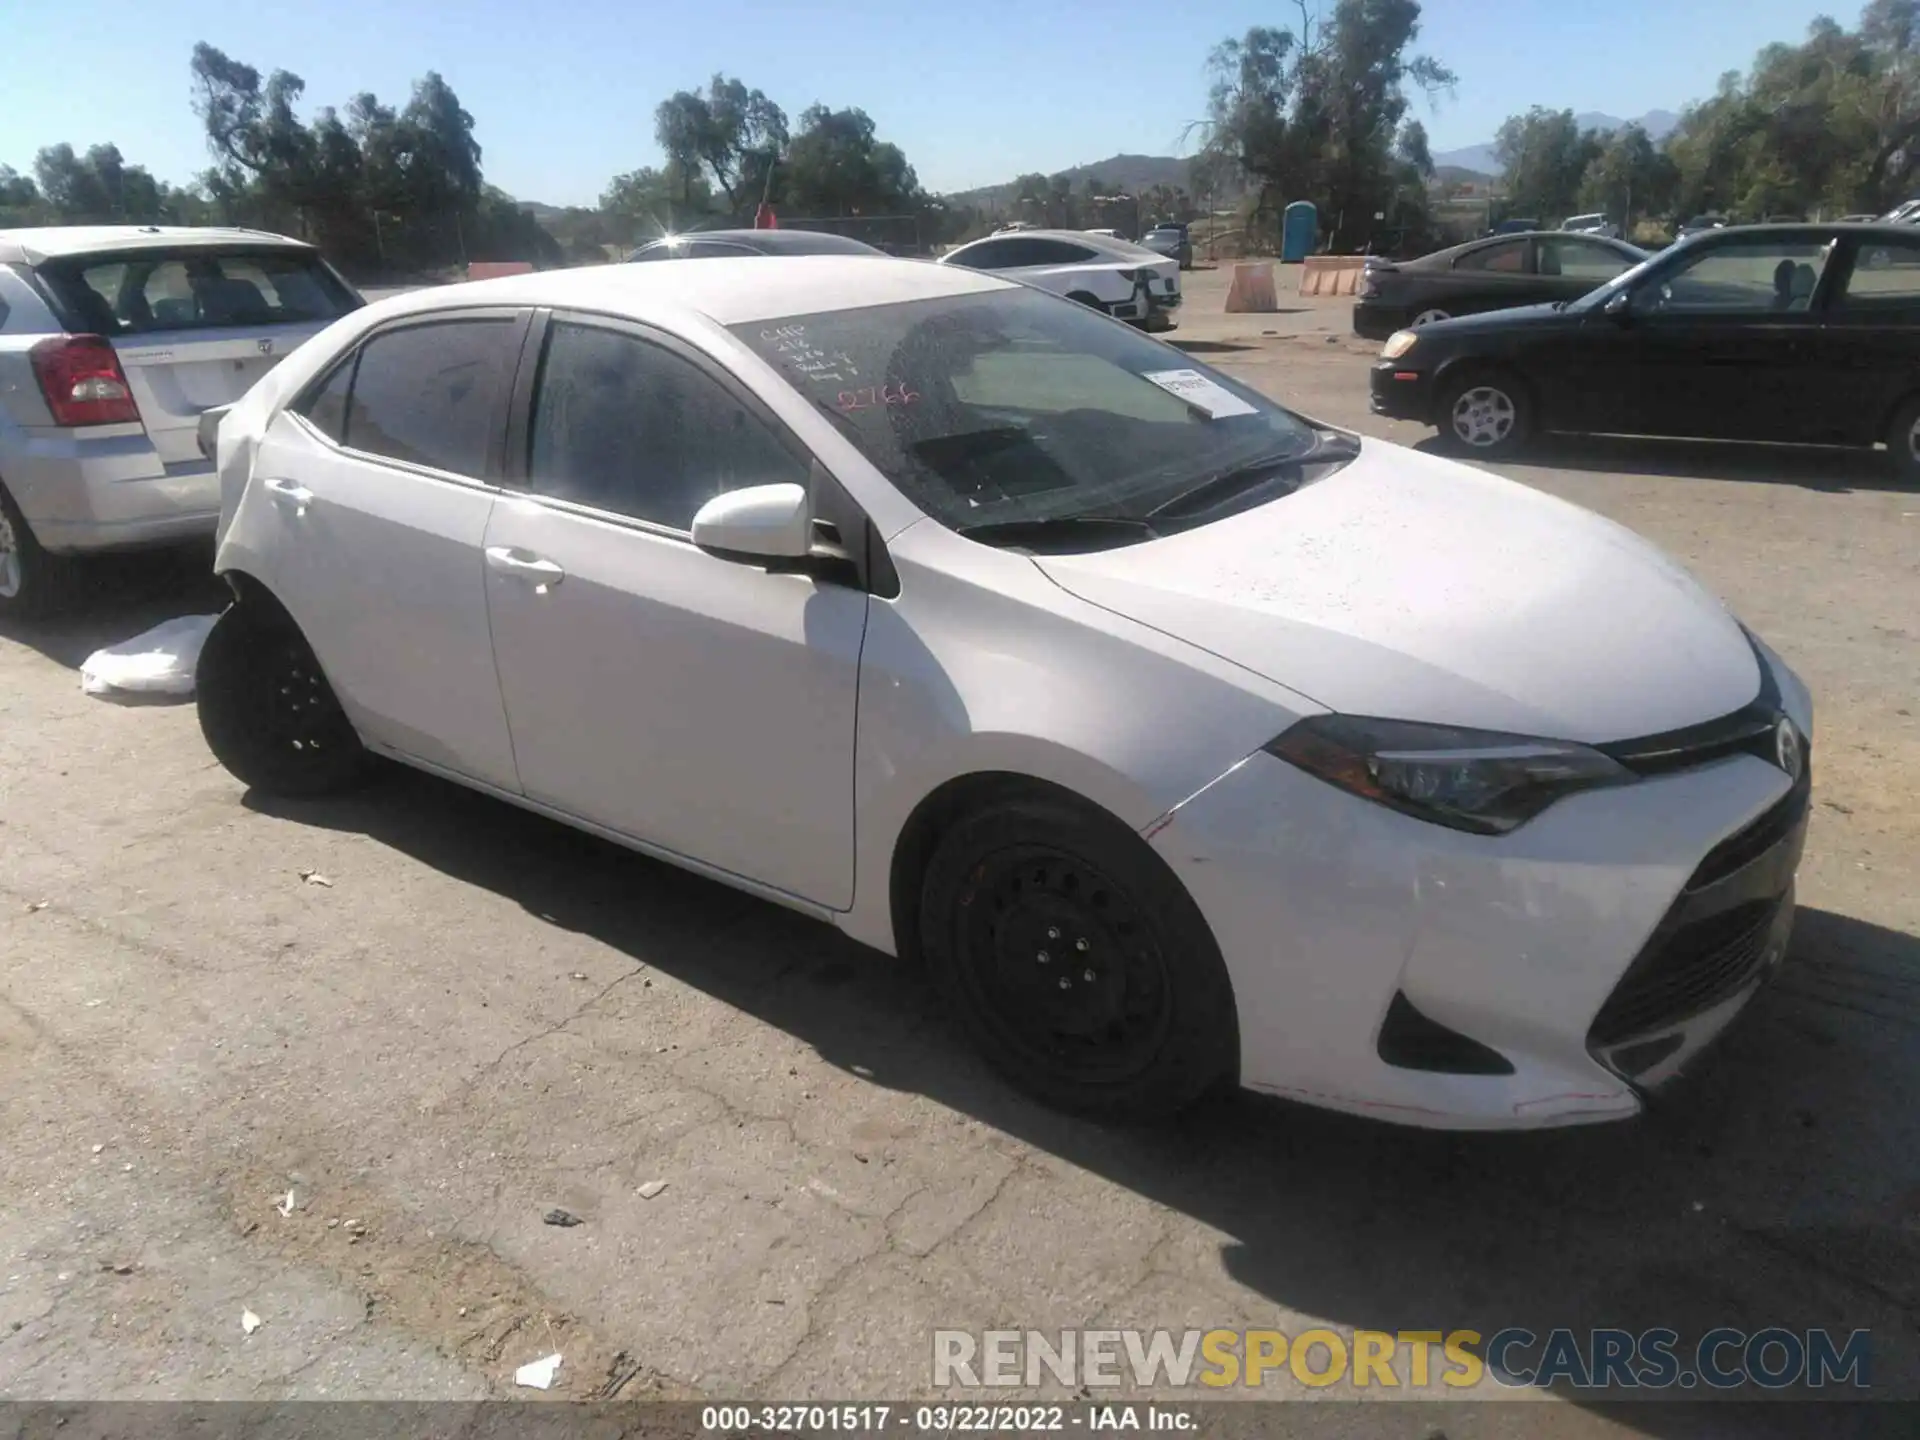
[1141, 369, 1258, 419]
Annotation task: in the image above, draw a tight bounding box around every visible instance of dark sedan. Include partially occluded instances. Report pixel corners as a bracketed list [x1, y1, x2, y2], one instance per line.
[1369, 222, 1920, 482]
[1354, 231, 1648, 339]
[627, 229, 886, 261]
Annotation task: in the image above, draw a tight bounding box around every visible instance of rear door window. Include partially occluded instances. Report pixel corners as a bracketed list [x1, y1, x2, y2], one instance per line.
[38, 248, 361, 335]
[1836, 238, 1920, 314]
[1020, 240, 1100, 265]
[1537, 238, 1636, 280]
[338, 317, 522, 477]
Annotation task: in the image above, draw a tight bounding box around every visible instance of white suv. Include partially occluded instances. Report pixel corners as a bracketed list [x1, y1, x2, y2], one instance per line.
[939, 229, 1181, 331]
[0, 225, 363, 616]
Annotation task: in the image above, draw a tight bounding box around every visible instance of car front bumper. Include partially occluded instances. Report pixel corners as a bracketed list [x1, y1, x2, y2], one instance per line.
[1148, 665, 1812, 1130]
[1, 424, 219, 554]
[1369, 359, 1437, 423]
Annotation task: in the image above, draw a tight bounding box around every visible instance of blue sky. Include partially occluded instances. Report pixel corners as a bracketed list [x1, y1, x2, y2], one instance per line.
[3, 0, 1841, 207]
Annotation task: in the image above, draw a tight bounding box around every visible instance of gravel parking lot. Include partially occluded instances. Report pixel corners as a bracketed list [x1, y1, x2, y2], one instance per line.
[2, 264, 1916, 1431]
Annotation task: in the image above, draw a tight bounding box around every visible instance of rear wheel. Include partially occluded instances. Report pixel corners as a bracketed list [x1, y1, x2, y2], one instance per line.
[1065, 290, 1105, 312]
[196, 600, 374, 797]
[1886, 395, 1920, 487]
[0, 482, 75, 621]
[1437, 369, 1533, 459]
[918, 792, 1238, 1122]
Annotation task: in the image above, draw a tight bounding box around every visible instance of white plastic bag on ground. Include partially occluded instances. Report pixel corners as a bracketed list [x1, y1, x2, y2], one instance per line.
[80, 615, 220, 701]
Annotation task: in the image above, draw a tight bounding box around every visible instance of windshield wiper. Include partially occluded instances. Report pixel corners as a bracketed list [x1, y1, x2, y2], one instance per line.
[952, 513, 1160, 553]
[1146, 431, 1360, 523]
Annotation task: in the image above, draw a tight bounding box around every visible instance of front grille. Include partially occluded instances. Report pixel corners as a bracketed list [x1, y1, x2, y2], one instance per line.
[1590, 899, 1783, 1045]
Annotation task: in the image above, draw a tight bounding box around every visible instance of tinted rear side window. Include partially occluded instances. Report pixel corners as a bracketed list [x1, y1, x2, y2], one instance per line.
[37, 248, 361, 336]
[342, 318, 521, 477]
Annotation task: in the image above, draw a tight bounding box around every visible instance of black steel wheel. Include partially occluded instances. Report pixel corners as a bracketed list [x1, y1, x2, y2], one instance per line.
[919, 791, 1237, 1121]
[196, 600, 374, 797]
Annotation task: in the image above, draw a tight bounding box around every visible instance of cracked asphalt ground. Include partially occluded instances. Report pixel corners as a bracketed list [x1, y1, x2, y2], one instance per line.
[2, 270, 1917, 1434]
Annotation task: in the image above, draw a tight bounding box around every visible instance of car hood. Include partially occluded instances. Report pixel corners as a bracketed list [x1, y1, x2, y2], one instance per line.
[1034, 440, 1760, 744]
[1420, 300, 1569, 335]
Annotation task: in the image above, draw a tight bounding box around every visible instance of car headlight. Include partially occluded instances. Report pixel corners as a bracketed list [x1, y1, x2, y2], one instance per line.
[1266, 715, 1635, 835]
[1380, 330, 1418, 360]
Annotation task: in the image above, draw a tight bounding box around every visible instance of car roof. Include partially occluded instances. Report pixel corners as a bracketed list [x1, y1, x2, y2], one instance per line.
[630, 228, 884, 257]
[375, 254, 1009, 327]
[1681, 220, 1920, 241]
[1409, 230, 1642, 266]
[0, 224, 310, 265]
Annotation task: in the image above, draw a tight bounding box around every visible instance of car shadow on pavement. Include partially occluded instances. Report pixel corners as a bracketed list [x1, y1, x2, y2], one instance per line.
[0, 546, 226, 670]
[1414, 433, 1916, 494]
[245, 766, 1920, 1420]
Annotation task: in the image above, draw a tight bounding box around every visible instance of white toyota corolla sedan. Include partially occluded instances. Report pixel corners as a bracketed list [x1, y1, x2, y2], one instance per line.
[198, 256, 1812, 1130]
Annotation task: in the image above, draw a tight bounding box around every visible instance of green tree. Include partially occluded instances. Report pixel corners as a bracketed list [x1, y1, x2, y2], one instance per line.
[781, 105, 920, 216]
[1494, 108, 1605, 221]
[1204, 0, 1453, 249]
[1577, 124, 1679, 231]
[653, 75, 787, 217]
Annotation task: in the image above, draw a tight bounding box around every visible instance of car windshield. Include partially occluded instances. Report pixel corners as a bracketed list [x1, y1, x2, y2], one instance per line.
[729, 288, 1325, 541]
[1565, 251, 1666, 311]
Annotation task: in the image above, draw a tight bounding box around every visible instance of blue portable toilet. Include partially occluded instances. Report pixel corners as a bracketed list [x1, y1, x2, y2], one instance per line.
[1281, 201, 1318, 262]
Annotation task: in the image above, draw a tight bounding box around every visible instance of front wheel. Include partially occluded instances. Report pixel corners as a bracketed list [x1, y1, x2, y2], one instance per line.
[918, 792, 1238, 1122]
[196, 600, 375, 797]
[1437, 369, 1533, 459]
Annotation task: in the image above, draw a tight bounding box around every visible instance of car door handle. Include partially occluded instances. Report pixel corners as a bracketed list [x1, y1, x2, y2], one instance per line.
[485, 547, 566, 588]
[263, 478, 313, 514]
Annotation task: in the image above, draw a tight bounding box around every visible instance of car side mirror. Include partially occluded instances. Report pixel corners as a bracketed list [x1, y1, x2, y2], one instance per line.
[1603, 289, 1634, 322]
[692, 483, 814, 563]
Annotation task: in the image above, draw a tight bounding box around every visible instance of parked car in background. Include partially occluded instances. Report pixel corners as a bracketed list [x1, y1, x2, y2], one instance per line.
[1879, 199, 1920, 224]
[627, 229, 885, 262]
[197, 255, 1811, 1129]
[0, 225, 363, 617]
[1369, 222, 1920, 482]
[940, 228, 1181, 331]
[1486, 218, 1541, 236]
[1563, 213, 1621, 239]
[1677, 214, 1729, 239]
[1353, 231, 1647, 339]
[1139, 223, 1194, 269]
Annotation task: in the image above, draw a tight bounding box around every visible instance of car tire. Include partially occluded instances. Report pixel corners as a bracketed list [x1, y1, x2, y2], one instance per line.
[0, 481, 76, 622]
[1410, 307, 1453, 327]
[1436, 368, 1534, 459]
[1065, 290, 1106, 313]
[918, 790, 1238, 1122]
[1887, 395, 1920, 487]
[196, 599, 375, 797]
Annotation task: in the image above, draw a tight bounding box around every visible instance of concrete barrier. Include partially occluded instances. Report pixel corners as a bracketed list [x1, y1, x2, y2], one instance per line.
[1224, 261, 1279, 313]
[466, 261, 535, 281]
[1298, 255, 1367, 297]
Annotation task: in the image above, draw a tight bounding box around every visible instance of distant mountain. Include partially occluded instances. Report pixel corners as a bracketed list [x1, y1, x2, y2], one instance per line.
[1431, 109, 1682, 179]
[943, 153, 1227, 208]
